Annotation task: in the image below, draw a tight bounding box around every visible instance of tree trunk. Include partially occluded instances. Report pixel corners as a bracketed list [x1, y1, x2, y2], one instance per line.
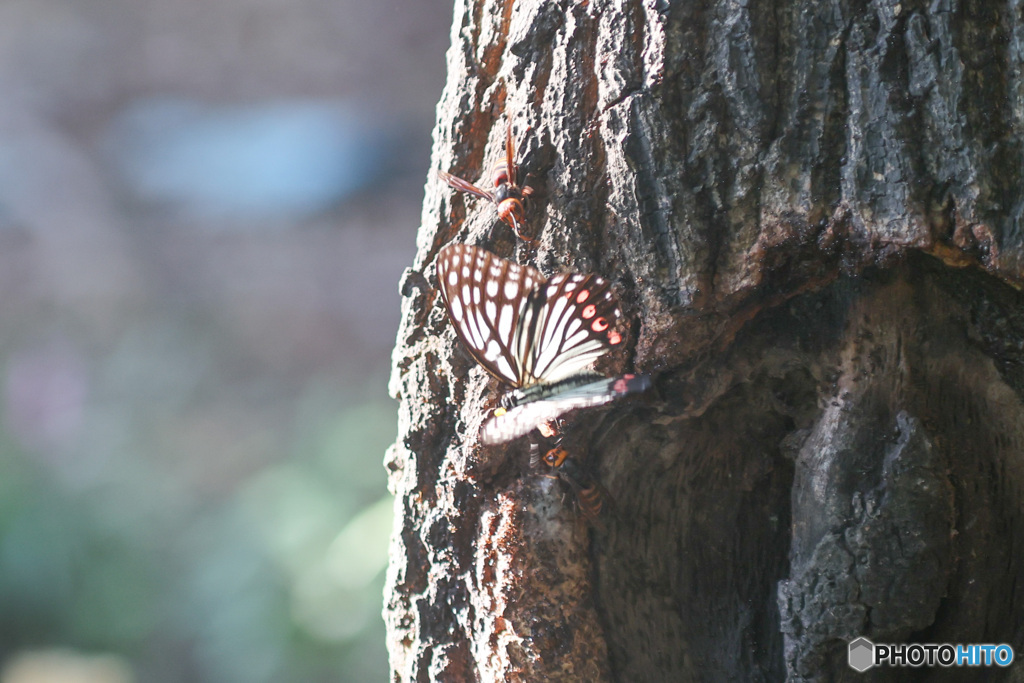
[386, 0, 1024, 680]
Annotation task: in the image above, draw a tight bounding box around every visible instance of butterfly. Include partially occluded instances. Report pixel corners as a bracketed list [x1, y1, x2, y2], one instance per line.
[435, 243, 650, 444]
[438, 123, 536, 242]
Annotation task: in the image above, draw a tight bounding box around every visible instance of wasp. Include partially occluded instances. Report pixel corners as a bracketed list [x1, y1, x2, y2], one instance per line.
[439, 122, 536, 242]
[530, 443, 609, 526]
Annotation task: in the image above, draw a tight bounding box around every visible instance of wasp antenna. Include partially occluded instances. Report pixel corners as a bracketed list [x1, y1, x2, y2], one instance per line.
[505, 121, 516, 187]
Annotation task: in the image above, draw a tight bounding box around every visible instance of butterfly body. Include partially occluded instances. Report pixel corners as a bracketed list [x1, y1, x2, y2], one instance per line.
[503, 372, 652, 409]
[439, 123, 535, 241]
[435, 244, 650, 444]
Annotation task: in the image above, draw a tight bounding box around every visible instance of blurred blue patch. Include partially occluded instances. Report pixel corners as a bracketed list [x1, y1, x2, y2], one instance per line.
[105, 98, 391, 221]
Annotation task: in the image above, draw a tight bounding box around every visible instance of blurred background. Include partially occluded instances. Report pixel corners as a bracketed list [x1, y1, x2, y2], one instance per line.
[0, 0, 451, 680]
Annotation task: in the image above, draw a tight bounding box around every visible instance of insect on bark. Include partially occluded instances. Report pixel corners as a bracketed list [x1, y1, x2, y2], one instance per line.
[439, 122, 536, 242]
[435, 244, 651, 444]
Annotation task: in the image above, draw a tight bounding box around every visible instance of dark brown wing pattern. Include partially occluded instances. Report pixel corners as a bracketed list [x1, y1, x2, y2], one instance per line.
[436, 243, 542, 386]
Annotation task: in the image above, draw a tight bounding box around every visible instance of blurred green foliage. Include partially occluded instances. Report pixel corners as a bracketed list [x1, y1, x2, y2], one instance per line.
[0, 331, 396, 681]
[0, 0, 451, 679]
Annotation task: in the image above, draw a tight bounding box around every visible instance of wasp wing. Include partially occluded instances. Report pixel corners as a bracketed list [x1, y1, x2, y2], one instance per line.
[438, 171, 496, 203]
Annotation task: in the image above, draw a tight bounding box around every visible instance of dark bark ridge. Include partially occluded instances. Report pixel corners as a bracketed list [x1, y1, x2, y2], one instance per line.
[388, 1, 1024, 680]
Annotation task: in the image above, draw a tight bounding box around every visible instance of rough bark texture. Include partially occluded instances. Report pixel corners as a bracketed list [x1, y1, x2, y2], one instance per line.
[387, 0, 1024, 680]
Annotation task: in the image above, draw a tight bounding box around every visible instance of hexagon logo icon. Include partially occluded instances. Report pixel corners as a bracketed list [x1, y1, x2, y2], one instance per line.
[848, 637, 875, 672]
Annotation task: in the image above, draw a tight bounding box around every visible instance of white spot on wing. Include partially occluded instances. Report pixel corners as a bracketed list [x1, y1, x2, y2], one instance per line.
[563, 329, 588, 347]
[495, 356, 517, 384]
[498, 304, 513, 341]
[547, 295, 568, 325]
[474, 312, 491, 346]
[505, 280, 519, 299]
[450, 296, 463, 321]
[533, 297, 568, 376]
[467, 311, 486, 350]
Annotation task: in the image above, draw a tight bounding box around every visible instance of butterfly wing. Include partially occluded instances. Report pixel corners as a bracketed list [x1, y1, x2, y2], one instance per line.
[436, 244, 544, 386]
[521, 272, 625, 385]
[480, 374, 651, 445]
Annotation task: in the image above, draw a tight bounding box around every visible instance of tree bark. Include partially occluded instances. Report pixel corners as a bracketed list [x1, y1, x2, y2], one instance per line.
[386, 0, 1024, 680]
